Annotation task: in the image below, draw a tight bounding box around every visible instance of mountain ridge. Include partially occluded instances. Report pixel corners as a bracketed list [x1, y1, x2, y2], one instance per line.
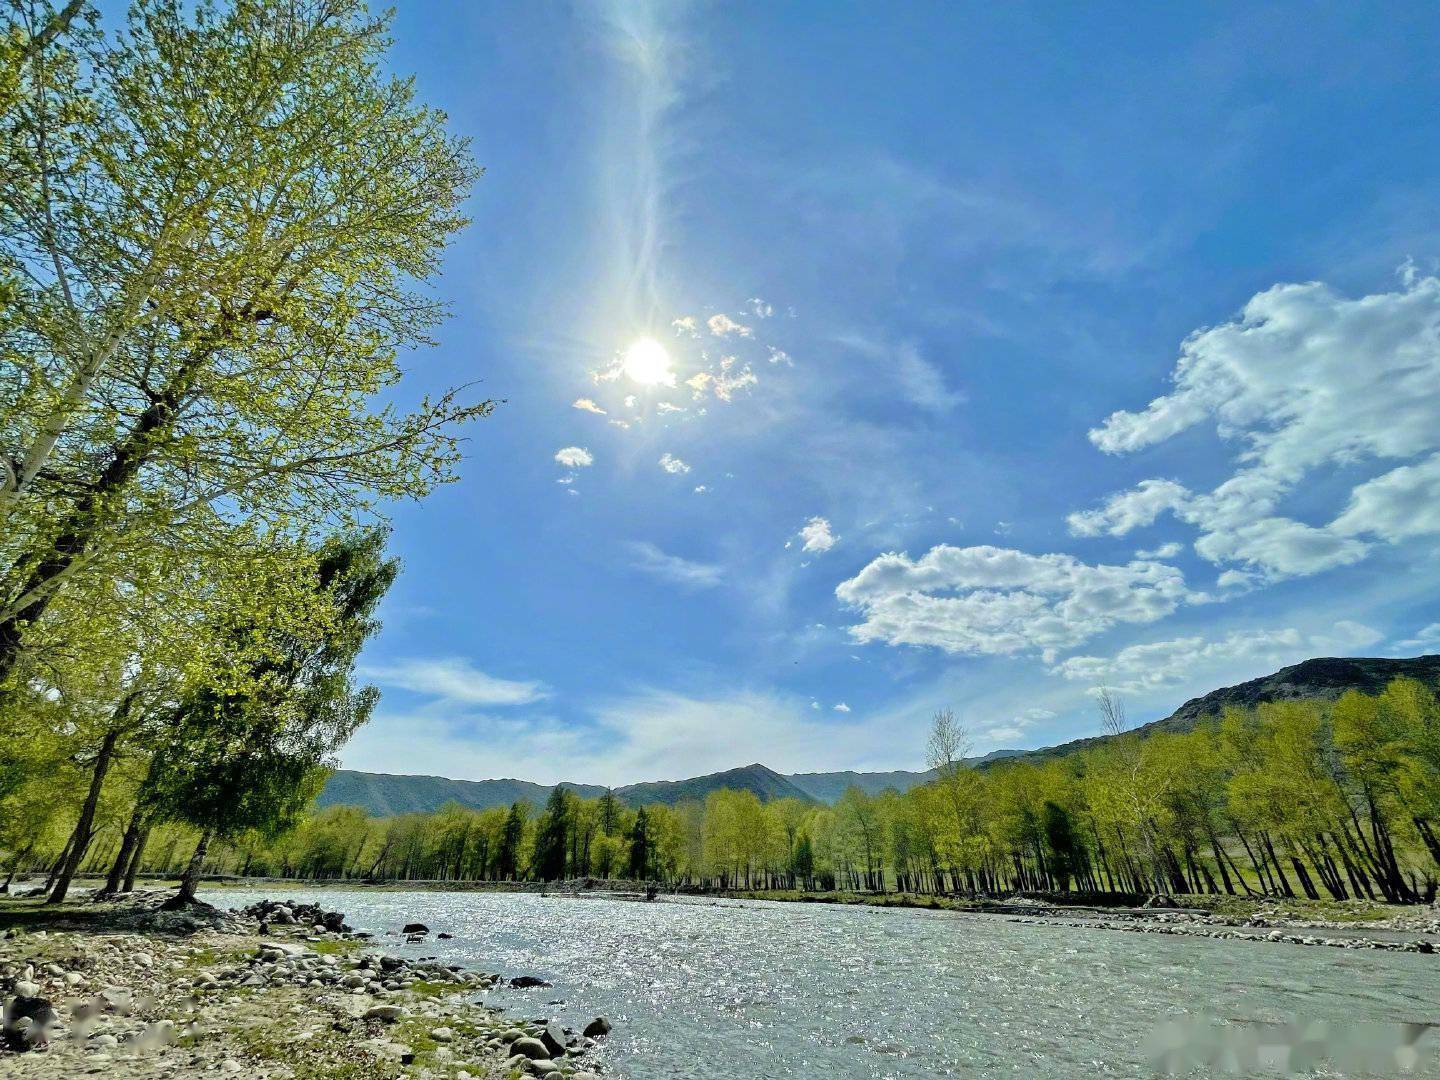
[319, 654, 1440, 816]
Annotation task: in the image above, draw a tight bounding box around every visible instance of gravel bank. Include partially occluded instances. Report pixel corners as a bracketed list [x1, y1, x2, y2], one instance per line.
[0, 893, 610, 1079]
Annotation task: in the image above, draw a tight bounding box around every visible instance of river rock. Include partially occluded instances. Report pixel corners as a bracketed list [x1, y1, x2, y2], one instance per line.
[540, 1020, 569, 1057]
[582, 1016, 612, 1038]
[511, 1035, 550, 1059]
[509, 975, 552, 989]
[401, 922, 429, 935]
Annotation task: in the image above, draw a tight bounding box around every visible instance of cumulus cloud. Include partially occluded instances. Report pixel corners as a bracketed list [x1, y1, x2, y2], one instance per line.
[359, 657, 549, 707]
[836, 545, 1189, 660]
[707, 313, 752, 338]
[832, 702, 851, 712]
[1070, 275, 1440, 579]
[1053, 621, 1383, 694]
[747, 298, 774, 318]
[671, 315, 700, 337]
[572, 398, 607, 415]
[658, 452, 691, 474]
[797, 516, 838, 553]
[626, 541, 722, 589]
[554, 446, 594, 468]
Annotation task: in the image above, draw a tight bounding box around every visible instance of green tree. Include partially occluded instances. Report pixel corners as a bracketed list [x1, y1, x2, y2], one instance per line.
[146, 528, 395, 905]
[532, 787, 570, 881]
[0, 0, 492, 690]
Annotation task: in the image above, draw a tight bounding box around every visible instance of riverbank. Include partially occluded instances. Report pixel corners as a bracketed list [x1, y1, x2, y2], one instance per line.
[0, 891, 609, 1078]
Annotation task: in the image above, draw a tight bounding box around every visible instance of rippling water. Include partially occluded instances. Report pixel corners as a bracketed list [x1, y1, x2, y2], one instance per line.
[205, 888, 1440, 1077]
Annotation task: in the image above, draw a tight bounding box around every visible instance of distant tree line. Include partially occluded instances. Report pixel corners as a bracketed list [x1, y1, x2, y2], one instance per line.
[36, 677, 1438, 905]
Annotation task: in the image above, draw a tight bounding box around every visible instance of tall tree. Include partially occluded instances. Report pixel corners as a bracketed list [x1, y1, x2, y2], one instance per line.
[146, 527, 396, 906]
[0, 0, 491, 689]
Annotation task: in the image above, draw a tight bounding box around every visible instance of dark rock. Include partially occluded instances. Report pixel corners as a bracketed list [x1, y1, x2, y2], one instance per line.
[541, 1020, 569, 1057]
[379, 956, 405, 973]
[583, 1016, 612, 1038]
[509, 975, 553, 989]
[437, 932, 453, 939]
[402, 922, 429, 935]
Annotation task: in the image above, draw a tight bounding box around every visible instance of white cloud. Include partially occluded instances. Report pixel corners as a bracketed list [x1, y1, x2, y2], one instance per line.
[836, 545, 1189, 659]
[1393, 622, 1440, 655]
[977, 707, 1055, 744]
[359, 657, 549, 707]
[1071, 275, 1440, 580]
[832, 702, 851, 712]
[707, 313, 752, 338]
[1053, 621, 1383, 694]
[1136, 541, 1184, 559]
[767, 346, 793, 366]
[554, 446, 594, 468]
[656, 401, 686, 414]
[626, 541, 722, 589]
[1332, 452, 1440, 542]
[658, 452, 691, 474]
[572, 398, 606, 415]
[747, 298, 774, 318]
[671, 315, 700, 338]
[798, 516, 838, 553]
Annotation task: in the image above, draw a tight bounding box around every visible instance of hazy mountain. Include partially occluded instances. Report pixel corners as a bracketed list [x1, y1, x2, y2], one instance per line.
[785, 769, 933, 802]
[318, 656, 1440, 816]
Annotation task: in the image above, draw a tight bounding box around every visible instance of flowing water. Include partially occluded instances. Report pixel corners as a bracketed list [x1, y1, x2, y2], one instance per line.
[204, 888, 1440, 1077]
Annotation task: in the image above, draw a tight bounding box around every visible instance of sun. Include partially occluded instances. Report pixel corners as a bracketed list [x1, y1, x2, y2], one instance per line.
[621, 337, 674, 386]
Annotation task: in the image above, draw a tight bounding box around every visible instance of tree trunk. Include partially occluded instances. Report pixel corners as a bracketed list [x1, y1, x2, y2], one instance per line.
[49, 725, 123, 904]
[123, 826, 150, 893]
[162, 830, 212, 909]
[104, 809, 146, 895]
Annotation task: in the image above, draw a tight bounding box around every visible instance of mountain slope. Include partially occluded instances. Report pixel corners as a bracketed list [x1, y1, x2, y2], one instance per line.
[786, 769, 933, 802]
[314, 771, 606, 816]
[1008, 654, 1440, 763]
[615, 763, 815, 807]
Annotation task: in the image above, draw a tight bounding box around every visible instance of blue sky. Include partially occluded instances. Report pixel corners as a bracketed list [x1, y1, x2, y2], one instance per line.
[342, 1, 1440, 785]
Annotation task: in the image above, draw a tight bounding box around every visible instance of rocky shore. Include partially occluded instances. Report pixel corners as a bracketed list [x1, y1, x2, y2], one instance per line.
[0, 891, 610, 1079]
[1005, 900, 1440, 952]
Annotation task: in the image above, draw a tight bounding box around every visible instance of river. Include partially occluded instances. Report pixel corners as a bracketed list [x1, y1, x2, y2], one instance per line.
[204, 888, 1440, 1077]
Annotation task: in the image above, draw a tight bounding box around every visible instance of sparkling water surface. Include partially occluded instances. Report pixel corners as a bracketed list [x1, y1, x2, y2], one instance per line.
[204, 888, 1440, 1078]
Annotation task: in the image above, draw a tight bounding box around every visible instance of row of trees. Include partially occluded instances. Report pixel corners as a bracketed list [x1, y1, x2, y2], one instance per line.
[0, 1, 488, 905]
[55, 678, 1439, 905]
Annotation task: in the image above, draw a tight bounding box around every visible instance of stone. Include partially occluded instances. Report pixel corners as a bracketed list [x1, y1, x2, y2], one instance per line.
[431, 1026, 454, 1042]
[509, 975, 552, 989]
[541, 1020, 569, 1057]
[511, 1036, 550, 1059]
[402, 922, 429, 935]
[582, 1015, 612, 1038]
[363, 1004, 407, 1023]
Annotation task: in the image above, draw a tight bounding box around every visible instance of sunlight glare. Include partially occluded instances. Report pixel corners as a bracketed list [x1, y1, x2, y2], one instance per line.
[622, 337, 674, 386]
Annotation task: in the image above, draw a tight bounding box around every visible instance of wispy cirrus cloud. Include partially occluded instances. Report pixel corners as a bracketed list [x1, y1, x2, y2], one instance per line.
[626, 540, 723, 589]
[359, 657, 550, 707]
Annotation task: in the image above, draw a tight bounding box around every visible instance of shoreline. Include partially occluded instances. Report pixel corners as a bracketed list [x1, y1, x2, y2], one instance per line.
[160, 875, 1440, 953]
[0, 891, 609, 1078]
